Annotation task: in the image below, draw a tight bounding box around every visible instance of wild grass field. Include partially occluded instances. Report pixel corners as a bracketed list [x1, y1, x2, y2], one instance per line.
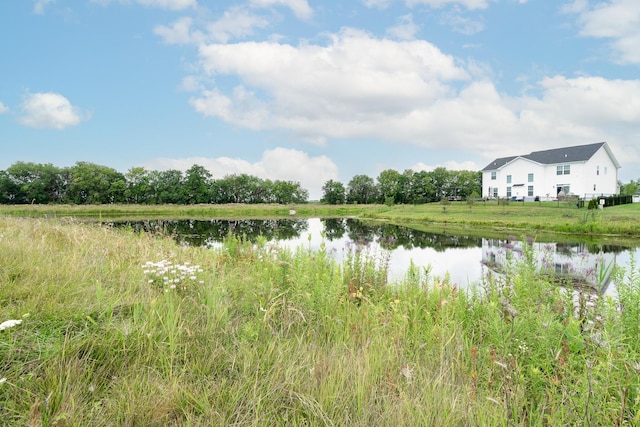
[1, 216, 639, 426]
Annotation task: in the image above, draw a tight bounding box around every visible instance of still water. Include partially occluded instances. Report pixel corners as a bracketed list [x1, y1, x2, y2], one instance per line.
[113, 217, 639, 295]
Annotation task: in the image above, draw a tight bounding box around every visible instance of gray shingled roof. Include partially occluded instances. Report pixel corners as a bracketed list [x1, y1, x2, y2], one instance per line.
[482, 142, 609, 171]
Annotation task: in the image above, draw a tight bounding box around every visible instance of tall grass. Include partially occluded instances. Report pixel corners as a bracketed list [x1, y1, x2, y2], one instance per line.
[1, 217, 639, 425]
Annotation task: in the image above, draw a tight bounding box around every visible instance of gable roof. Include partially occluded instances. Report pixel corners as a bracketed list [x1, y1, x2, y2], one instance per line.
[482, 142, 618, 171]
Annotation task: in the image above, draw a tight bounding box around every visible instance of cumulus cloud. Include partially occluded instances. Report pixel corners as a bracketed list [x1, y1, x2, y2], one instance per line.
[18, 92, 88, 130]
[249, 0, 313, 20]
[183, 26, 640, 174]
[143, 148, 338, 200]
[386, 14, 420, 40]
[91, 0, 196, 10]
[0, 102, 8, 114]
[192, 28, 469, 136]
[206, 7, 271, 43]
[155, 8, 271, 45]
[154, 17, 203, 45]
[569, 0, 640, 64]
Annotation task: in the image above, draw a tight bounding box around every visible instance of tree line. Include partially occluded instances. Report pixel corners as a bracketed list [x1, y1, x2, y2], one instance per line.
[321, 167, 482, 205]
[0, 161, 308, 205]
[0, 161, 482, 205]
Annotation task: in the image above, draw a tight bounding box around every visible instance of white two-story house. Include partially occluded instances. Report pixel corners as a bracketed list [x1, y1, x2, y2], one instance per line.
[482, 142, 620, 201]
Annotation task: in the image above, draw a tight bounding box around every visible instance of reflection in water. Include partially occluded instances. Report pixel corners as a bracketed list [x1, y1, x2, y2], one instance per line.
[115, 218, 309, 247]
[482, 238, 617, 294]
[112, 217, 484, 252]
[111, 218, 635, 294]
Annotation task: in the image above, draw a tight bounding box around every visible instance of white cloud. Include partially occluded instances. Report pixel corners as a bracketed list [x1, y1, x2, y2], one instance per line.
[155, 8, 270, 45]
[561, 0, 588, 14]
[192, 28, 469, 136]
[406, 0, 491, 10]
[154, 17, 204, 45]
[143, 148, 338, 200]
[91, 0, 196, 10]
[386, 14, 420, 40]
[184, 28, 640, 180]
[136, 0, 196, 8]
[569, 0, 640, 64]
[440, 8, 485, 34]
[206, 7, 271, 43]
[362, 0, 393, 9]
[249, 0, 313, 20]
[18, 92, 88, 130]
[0, 102, 8, 114]
[33, 0, 54, 14]
[412, 160, 480, 171]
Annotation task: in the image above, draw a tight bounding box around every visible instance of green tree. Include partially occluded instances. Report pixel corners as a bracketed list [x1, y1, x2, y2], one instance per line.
[451, 170, 482, 199]
[222, 174, 265, 203]
[271, 180, 309, 204]
[66, 162, 126, 204]
[376, 169, 401, 204]
[430, 167, 452, 201]
[410, 170, 436, 203]
[397, 169, 414, 204]
[183, 165, 212, 204]
[0, 170, 19, 203]
[4, 162, 66, 204]
[210, 178, 232, 204]
[347, 174, 379, 204]
[320, 180, 346, 204]
[125, 167, 152, 204]
[149, 170, 184, 204]
[620, 179, 639, 196]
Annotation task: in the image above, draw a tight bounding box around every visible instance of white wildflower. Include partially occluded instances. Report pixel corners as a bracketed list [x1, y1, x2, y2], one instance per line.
[0, 319, 22, 331]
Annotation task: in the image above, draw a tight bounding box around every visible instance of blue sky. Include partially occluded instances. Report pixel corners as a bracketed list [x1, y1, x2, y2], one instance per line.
[1, 0, 639, 199]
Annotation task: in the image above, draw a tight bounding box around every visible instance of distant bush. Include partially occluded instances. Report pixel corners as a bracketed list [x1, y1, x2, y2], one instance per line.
[589, 195, 632, 209]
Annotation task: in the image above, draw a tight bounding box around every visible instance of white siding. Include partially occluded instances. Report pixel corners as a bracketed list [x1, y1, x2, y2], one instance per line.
[482, 145, 619, 200]
[585, 146, 619, 197]
[483, 158, 544, 199]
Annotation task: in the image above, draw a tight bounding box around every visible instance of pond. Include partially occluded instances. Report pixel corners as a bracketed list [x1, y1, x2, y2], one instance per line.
[110, 217, 639, 296]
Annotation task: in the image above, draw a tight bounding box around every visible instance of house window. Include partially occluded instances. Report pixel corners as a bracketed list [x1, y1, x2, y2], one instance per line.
[604, 167, 608, 175]
[528, 173, 534, 182]
[596, 166, 600, 176]
[492, 188, 498, 198]
[506, 175, 512, 184]
[564, 165, 570, 175]
[557, 166, 563, 175]
[528, 186, 534, 197]
[491, 171, 496, 180]
[507, 186, 512, 197]
[557, 185, 570, 195]
[594, 184, 596, 191]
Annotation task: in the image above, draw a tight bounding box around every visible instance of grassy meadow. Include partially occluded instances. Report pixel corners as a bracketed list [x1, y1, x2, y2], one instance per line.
[1, 215, 640, 425]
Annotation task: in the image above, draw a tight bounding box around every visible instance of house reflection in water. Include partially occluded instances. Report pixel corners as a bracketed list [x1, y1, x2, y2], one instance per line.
[481, 238, 616, 294]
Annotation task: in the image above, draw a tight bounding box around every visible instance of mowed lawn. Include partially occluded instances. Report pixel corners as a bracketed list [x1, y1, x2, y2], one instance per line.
[1, 201, 639, 236]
